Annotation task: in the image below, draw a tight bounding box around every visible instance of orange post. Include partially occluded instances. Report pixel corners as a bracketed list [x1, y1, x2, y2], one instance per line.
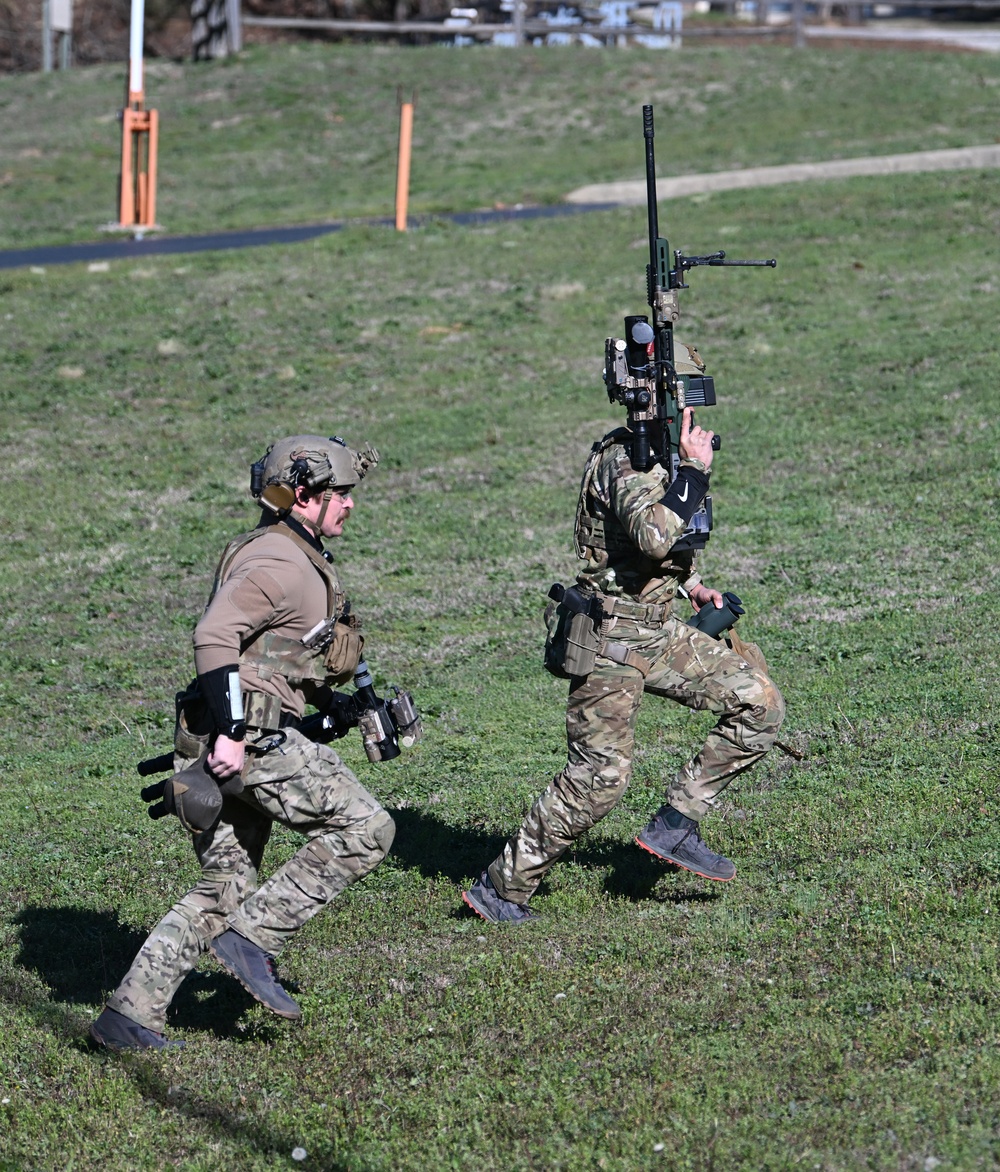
[395, 99, 414, 232]
[118, 100, 159, 230]
[113, 1, 158, 232]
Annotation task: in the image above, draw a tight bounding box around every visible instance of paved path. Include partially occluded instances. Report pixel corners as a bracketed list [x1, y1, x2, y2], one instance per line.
[804, 24, 1000, 53]
[0, 202, 617, 271]
[566, 144, 1000, 205]
[3, 142, 998, 270]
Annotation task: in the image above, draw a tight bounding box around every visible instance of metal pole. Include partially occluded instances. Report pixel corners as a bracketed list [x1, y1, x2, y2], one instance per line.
[792, 0, 804, 47]
[395, 99, 414, 232]
[42, 0, 53, 72]
[513, 0, 525, 46]
[117, 0, 159, 230]
[225, 0, 242, 51]
[129, 0, 145, 101]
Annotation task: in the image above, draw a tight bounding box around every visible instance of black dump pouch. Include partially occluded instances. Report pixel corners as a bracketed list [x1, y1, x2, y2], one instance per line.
[544, 584, 605, 680]
[140, 754, 244, 835]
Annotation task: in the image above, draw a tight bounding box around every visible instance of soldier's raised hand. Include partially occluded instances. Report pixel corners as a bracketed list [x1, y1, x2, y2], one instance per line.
[678, 407, 715, 471]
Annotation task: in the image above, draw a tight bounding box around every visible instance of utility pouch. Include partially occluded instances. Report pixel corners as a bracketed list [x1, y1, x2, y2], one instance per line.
[728, 629, 770, 677]
[174, 684, 212, 762]
[243, 689, 283, 733]
[563, 610, 602, 677]
[543, 583, 604, 680]
[322, 615, 365, 685]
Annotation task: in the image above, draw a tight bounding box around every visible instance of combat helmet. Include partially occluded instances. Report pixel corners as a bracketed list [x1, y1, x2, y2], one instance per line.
[250, 435, 379, 518]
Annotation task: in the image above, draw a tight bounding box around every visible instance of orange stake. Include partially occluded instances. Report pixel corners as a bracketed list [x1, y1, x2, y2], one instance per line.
[118, 100, 159, 229]
[111, 0, 159, 232]
[395, 99, 414, 232]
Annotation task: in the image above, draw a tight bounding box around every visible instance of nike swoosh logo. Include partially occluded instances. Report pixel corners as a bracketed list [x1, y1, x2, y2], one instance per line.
[677, 482, 689, 503]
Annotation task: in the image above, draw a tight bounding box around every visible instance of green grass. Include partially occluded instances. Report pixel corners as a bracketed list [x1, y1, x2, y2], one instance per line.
[1, 40, 999, 248]
[1, 41, 999, 1172]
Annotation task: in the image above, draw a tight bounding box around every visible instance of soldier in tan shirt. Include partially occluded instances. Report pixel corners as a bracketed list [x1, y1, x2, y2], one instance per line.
[91, 436, 395, 1052]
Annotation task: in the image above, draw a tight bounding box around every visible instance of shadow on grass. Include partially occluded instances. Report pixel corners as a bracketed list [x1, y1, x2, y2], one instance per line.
[5, 904, 351, 1169]
[11, 904, 287, 1038]
[388, 807, 723, 906]
[389, 807, 507, 884]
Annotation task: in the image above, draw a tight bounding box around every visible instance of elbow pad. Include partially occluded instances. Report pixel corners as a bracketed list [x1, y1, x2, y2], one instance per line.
[660, 466, 710, 524]
[197, 665, 247, 741]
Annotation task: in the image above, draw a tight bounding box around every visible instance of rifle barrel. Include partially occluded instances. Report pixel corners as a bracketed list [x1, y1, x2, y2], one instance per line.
[643, 104, 659, 296]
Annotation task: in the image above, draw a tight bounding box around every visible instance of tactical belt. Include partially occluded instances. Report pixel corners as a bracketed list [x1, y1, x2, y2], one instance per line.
[596, 591, 668, 678]
[602, 596, 669, 626]
[589, 590, 664, 678]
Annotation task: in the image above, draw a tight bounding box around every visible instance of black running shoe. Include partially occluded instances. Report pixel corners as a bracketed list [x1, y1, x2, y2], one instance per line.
[636, 806, 736, 882]
[462, 871, 537, 924]
[210, 929, 302, 1019]
[90, 1006, 185, 1053]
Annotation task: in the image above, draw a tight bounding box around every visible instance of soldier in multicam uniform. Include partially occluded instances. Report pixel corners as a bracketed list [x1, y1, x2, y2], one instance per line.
[463, 406, 786, 923]
[91, 435, 396, 1051]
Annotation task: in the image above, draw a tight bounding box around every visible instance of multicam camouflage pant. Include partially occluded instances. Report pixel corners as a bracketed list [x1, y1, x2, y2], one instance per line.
[489, 616, 785, 905]
[108, 730, 394, 1031]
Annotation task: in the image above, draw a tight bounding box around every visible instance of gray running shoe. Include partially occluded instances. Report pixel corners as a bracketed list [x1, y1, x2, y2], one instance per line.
[90, 1006, 185, 1053]
[210, 929, 302, 1019]
[462, 871, 536, 924]
[635, 806, 736, 882]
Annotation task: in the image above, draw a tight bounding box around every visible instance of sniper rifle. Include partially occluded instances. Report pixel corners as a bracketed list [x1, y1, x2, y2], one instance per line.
[603, 103, 776, 552]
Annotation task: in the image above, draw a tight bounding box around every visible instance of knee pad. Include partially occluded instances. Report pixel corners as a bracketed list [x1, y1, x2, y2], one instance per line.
[734, 672, 786, 751]
[366, 809, 396, 858]
[763, 678, 786, 734]
[307, 809, 395, 870]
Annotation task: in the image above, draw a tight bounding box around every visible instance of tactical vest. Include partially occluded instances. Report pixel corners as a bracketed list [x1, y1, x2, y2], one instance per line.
[573, 429, 695, 594]
[208, 522, 359, 692]
[574, 428, 644, 566]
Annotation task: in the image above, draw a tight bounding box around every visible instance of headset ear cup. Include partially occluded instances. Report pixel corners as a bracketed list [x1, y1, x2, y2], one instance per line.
[259, 483, 296, 515]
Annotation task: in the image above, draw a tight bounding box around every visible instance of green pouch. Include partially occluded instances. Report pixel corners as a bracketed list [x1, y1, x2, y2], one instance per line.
[322, 616, 365, 685]
[543, 586, 602, 680]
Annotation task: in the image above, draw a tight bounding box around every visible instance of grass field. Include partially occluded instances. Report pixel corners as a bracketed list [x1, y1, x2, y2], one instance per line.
[1, 40, 1000, 247]
[1, 40, 999, 1172]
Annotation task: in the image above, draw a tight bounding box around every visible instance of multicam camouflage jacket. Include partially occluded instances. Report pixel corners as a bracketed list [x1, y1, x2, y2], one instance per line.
[574, 429, 706, 605]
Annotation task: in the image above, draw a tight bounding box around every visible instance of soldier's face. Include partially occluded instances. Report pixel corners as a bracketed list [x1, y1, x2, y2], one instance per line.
[296, 487, 354, 538]
[319, 489, 354, 537]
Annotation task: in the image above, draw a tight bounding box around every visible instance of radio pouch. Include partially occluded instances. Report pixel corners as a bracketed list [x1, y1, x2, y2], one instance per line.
[322, 614, 365, 685]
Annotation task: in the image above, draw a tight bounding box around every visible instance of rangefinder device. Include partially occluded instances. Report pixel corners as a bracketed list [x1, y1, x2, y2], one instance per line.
[687, 591, 745, 640]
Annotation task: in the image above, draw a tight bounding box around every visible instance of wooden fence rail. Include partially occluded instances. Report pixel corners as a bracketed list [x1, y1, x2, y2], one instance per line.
[241, 3, 1000, 51]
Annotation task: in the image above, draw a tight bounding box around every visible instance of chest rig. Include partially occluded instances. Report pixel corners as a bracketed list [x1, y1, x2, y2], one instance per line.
[209, 522, 361, 693]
